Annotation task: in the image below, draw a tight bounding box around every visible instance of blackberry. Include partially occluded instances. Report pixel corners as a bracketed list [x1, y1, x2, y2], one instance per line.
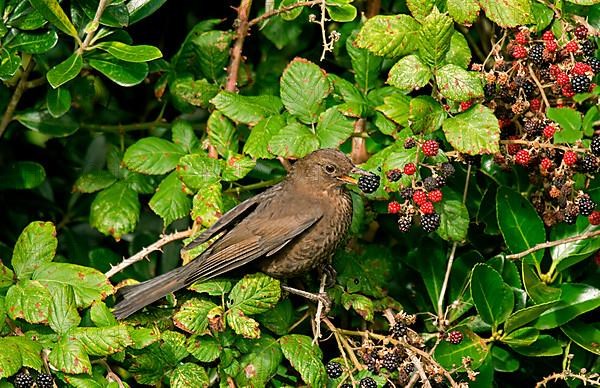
[571, 75, 591, 94]
[522, 81, 535, 97]
[386, 169, 402, 182]
[579, 155, 599, 173]
[360, 377, 378, 388]
[397, 216, 413, 233]
[341, 385, 352, 388]
[423, 176, 436, 191]
[440, 162, 455, 177]
[400, 187, 414, 200]
[577, 195, 596, 216]
[35, 374, 54, 388]
[581, 39, 597, 56]
[326, 361, 343, 378]
[381, 353, 400, 371]
[391, 322, 408, 337]
[404, 137, 416, 149]
[433, 175, 446, 188]
[484, 83, 496, 99]
[404, 362, 415, 374]
[13, 372, 34, 388]
[358, 174, 380, 194]
[421, 213, 441, 232]
[447, 330, 464, 344]
[591, 136, 600, 156]
[462, 154, 481, 166]
[587, 57, 600, 74]
[499, 86, 516, 103]
[564, 213, 577, 225]
[528, 44, 544, 65]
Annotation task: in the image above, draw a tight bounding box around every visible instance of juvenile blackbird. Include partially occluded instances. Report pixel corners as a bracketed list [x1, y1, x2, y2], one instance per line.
[113, 148, 366, 319]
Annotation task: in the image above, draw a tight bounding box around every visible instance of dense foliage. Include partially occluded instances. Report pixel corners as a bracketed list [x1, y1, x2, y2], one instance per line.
[0, 0, 599, 387]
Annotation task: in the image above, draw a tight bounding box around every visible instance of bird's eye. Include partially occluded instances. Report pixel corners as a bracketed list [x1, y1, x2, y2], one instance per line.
[324, 164, 336, 174]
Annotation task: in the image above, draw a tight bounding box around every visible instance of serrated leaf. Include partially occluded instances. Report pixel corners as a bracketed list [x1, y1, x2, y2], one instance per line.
[123, 137, 185, 174]
[443, 31, 472, 69]
[504, 301, 558, 334]
[72, 326, 132, 356]
[149, 172, 191, 227]
[12, 221, 56, 279]
[211, 91, 282, 125]
[177, 153, 222, 189]
[221, 154, 255, 182]
[191, 183, 223, 228]
[316, 107, 354, 148]
[550, 220, 600, 272]
[5, 280, 51, 323]
[502, 327, 539, 347]
[510, 335, 561, 357]
[355, 15, 420, 58]
[0, 337, 43, 378]
[376, 93, 411, 126]
[418, 9, 454, 68]
[408, 96, 445, 134]
[227, 273, 280, 315]
[436, 64, 483, 101]
[546, 107, 582, 144]
[279, 334, 326, 387]
[0, 161, 46, 190]
[479, 0, 533, 27]
[187, 335, 221, 362]
[193, 30, 231, 81]
[90, 301, 118, 327]
[387, 55, 432, 91]
[173, 298, 217, 334]
[407, 0, 434, 22]
[47, 52, 82, 88]
[243, 114, 286, 159]
[189, 279, 232, 296]
[561, 320, 600, 356]
[278, 0, 303, 20]
[171, 77, 220, 109]
[280, 58, 331, 124]
[447, 0, 480, 25]
[88, 54, 149, 87]
[443, 104, 499, 155]
[96, 41, 162, 62]
[48, 285, 81, 334]
[49, 334, 91, 374]
[228, 308, 261, 338]
[437, 199, 469, 242]
[0, 263, 14, 288]
[268, 122, 320, 158]
[235, 336, 283, 386]
[346, 34, 383, 92]
[171, 363, 209, 388]
[90, 182, 140, 240]
[207, 110, 237, 156]
[341, 292, 374, 321]
[28, 0, 79, 38]
[470, 264, 514, 327]
[256, 299, 295, 336]
[172, 119, 199, 152]
[73, 171, 116, 193]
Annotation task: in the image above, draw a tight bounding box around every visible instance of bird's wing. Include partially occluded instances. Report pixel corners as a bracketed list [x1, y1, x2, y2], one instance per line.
[183, 211, 322, 284]
[183, 183, 284, 251]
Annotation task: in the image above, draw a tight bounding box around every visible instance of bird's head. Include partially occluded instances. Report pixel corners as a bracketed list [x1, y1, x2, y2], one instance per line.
[289, 148, 368, 189]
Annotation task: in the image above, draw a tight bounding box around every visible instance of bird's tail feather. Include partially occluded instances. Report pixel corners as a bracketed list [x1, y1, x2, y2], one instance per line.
[113, 266, 190, 319]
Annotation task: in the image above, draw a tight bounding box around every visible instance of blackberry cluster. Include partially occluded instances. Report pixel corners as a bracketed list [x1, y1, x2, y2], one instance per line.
[446, 330, 464, 345]
[326, 361, 343, 378]
[358, 174, 381, 194]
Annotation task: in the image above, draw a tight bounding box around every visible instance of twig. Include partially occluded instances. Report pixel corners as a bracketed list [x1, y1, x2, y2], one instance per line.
[312, 272, 328, 344]
[351, 118, 368, 164]
[248, 0, 322, 27]
[506, 229, 600, 260]
[78, 0, 109, 52]
[81, 120, 171, 133]
[500, 139, 588, 154]
[0, 60, 34, 138]
[535, 370, 600, 387]
[226, 0, 253, 92]
[97, 359, 125, 388]
[323, 318, 363, 371]
[365, 0, 381, 18]
[224, 177, 283, 195]
[105, 229, 193, 278]
[408, 352, 432, 388]
[528, 63, 550, 109]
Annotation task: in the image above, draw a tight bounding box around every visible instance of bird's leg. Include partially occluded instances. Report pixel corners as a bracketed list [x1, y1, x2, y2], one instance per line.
[319, 264, 337, 288]
[281, 285, 331, 313]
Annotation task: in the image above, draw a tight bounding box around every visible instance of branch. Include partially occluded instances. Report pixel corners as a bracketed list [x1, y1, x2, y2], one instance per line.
[350, 118, 369, 164]
[226, 0, 253, 92]
[81, 120, 171, 133]
[506, 229, 600, 260]
[528, 63, 550, 109]
[500, 139, 588, 154]
[105, 229, 193, 278]
[248, 0, 322, 27]
[79, 0, 109, 52]
[0, 60, 34, 139]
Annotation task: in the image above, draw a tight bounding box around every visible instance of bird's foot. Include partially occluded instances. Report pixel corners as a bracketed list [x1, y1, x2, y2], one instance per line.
[319, 264, 337, 288]
[281, 285, 331, 315]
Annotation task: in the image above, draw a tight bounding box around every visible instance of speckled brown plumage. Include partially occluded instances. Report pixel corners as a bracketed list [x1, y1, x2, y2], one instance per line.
[113, 149, 361, 319]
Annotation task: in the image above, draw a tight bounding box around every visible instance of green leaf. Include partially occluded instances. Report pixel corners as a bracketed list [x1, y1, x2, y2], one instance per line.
[376, 93, 411, 126]
[443, 32, 472, 69]
[189, 279, 232, 296]
[73, 171, 117, 193]
[0, 337, 43, 378]
[171, 77, 220, 109]
[530, 2, 554, 31]
[32, 262, 114, 308]
[387, 55, 432, 91]
[211, 91, 282, 125]
[496, 187, 546, 267]
[355, 14, 420, 58]
[268, 122, 320, 158]
[550, 220, 600, 272]
[328, 74, 368, 117]
[173, 298, 217, 334]
[48, 285, 81, 334]
[12, 221, 57, 279]
[316, 107, 354, 148]
[177, 153, 222, 189]
[279, 334, 326, 387]
[227, 273, 280, 315]
[244, 114, 286, 159]
[502, 327, 539, 347]
[546, 107, 583, 143]
[406, 0, 434, 22]
[88, 54, 149, 87]
[346, 34, 383, 92]
[443, 104, 499, 155]
[256, 299, 295, 336]
[171, 363, 209, 388]
[436, 64, 483, 101]
[404, 241, 445, 309]
[0, 48, 20, 81]
[228, 309, 261, 338]
[5, 280, 51, 323]
[278, 0, 303, 20]
[90, 301, 118, 327]
[28, 0, 79, 38]
[0, 263, 14, 288]
[326, 1, 356, 22]
[192, 30, 232, 81]
[191, 183, 223, 228]
[522, 262, 561, 304]
[123, 137, 185, 174]
[510, 335, 562, 357]
[15, 110, 79, 137]
[221, 154, 255, 182]
[46, 87, 71, 118]
[7, 30, 58, 54]
[47, 52, 82, 88]
[470, 264, 514, 327]
[341, 292, 374, 321]
[408, 96, 445, 134]
[127, 0, 167, 24]
[96, 41, 162, 62]
[235, 336, 283, 386]
[90, 182, 140, 240]
[280, 58, 331, 124]
[533, 283, 600, 329]
[187, 335, 221, 362]
[172, 119, 199, 152]
[149, 172, 192, 227]
[437, 199, 469, 242]
[49, 335, 92, 374]
[479, 0, 533, 27]
[417, 9, 454, 69]
[491, 346, 519, 373]
[207, 111, 237, 156]
[0, 161, 46, 190]
[504, 301, 559, 334]
[433, 327, 489, 370]
[561, 320, 600, 355]
[73, 326, 132, 356]
[447, 0, 480, 25]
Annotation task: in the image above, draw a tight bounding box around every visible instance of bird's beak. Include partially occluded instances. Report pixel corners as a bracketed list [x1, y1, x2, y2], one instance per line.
[338, 166, 370, 184]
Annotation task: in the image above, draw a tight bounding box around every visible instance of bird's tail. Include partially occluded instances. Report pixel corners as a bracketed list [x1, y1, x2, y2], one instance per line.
[112, 266, 190, 320]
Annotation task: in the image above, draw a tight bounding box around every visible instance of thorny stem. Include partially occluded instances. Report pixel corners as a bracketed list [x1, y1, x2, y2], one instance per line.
[0, 60, 34, 139]
[248, 0, 322, 27]
[312, 273, 328, 344]
[506, 229, 600, 260]
[226, 0, 253, 92]
[105, 229, 193, 278]
[500, 139, 588, 153]
[528, 63, 551, 109]
[323, 318, 363, 372]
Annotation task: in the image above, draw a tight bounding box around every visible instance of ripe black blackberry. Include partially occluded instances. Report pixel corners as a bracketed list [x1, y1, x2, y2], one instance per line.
[404, 137, 416, 149]
[581, 39, 597, 56]
[439, 162, 455, 177]
[433, 175, 446, 188]
[400, 187, 414, 201]
[386, 169, 402, 182]
[403, 362, 415, 373]
[523, 119, 541, 136]
[587, 57, 600, 74]
[421, 213, 441, 232]
[340, 384, 352, 388]
[360, 377, 378, 388]
[571, 75, 591, 94]
[381, 353, 400, 371]
[522, 81, 535, 97]
[423, 176, 436, 191]
[528, 44, 544, 65]
[358, 174, 380, 194]
[563, 213, 577, 224]
[326, 361, 343, 378]
[579, 155, 599, 173]
[577, 195, 596, 216]
[591, 136, 600, 156]
[391, 322, 408, 337]
[35, 373, 54, 388]
[397, 216, 412, 233]
[13, 372, 34, 388]
[484, 83, 496, 99]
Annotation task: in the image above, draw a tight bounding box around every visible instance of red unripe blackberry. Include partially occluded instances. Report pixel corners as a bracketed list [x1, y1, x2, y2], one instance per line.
[326, 361, 343, 378]
[515, 149, 530, 166]
[422, 140, 439, 157]
[397, 215, 413, 232]
[507, 142, 521, 156]
[460, 100, 473, 111]
[447, 330, 464, 344]
[562, 84, 575, 97]
[512, 45, 527, 59]
[428, 189, 443, 203]
[556, 72, 570, 86]
[412, 190, 427, 206]
[388, 201, 402, 214]
[563, 151, 578, 166]
[421, 213, 441, 232]
[404, 137, 416, 149]
[515, 31, 528, 45]
[420, 201, 434, 214]
[565, 41, 579, 53]
[572, 62, 592, 76]
[403, 163, 417, 175]
[529, 98, 541, 111]
[543, 125, 556, 138]
[549, 64, 560, 77]
[590, 136, 600, 156]
[588, 211, 600, 225]
[542, 30, 554, 41]
[574, 25, 588, 39]
[540, 158, 553, 171]
[545, 39, 558, 52]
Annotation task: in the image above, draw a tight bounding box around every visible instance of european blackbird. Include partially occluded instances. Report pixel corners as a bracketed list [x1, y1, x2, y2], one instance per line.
[113, 148, 366, 319]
